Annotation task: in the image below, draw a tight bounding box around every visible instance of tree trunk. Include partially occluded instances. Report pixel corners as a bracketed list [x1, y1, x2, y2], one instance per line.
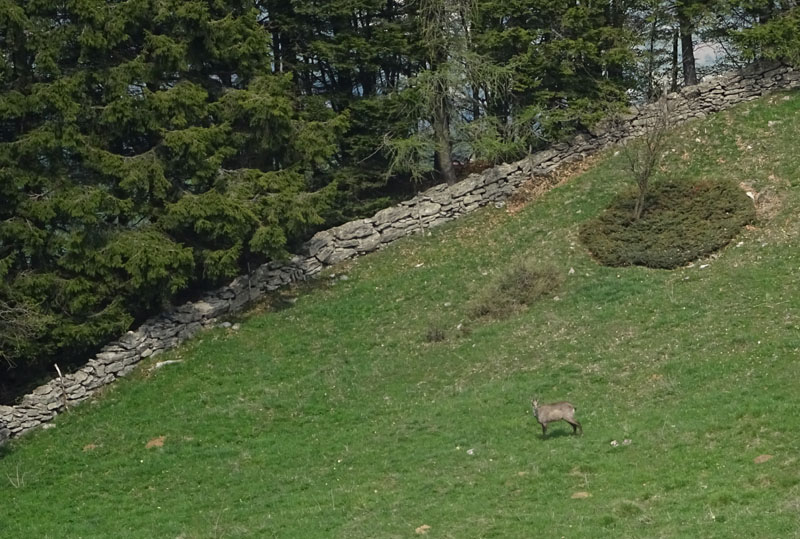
[605, 0, 625, 81]
[677, 8, 698, 86]
[634, 187, 646, 220]
[433, 99, 457, 185]
[671, 28, 679, 93]
[472, 86, 481, 123]
[647, 16, 658, 99]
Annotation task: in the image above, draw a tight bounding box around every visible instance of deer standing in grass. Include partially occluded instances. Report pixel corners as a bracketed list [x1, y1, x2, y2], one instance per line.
[531, 398, 582, 436]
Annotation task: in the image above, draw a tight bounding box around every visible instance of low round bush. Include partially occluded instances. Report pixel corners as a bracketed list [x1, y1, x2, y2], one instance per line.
[579, 179, 756, 269]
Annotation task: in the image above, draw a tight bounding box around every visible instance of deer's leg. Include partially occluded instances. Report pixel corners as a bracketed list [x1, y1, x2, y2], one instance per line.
[541, 423, 547, 436]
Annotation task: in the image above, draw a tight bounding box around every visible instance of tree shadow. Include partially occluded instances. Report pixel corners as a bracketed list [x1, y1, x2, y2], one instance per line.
[268, 293, 301, 312]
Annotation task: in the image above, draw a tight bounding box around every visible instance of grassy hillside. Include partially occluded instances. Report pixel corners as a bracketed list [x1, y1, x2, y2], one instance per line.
[2, 91, 800, 538]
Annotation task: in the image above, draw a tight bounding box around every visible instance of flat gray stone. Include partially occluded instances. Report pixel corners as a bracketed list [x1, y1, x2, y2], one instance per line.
[33, 384, 56, 396]
[462, 193, 484, 206]
[314, 244, 336, 264]
[327, 248, 357, 264]
[412, 201, 441, 218]
[373, 205, 411, 226]
[480, 167, 505, 185]
[96, 350, 136, 364]
[47, 400, 63, 411]
[67, 385, 87, 399]
[193, 299, 229, 318]
[106, 362, 125, 374]
[0, 405, 13, 416]
[333, 219, 375, 240]
[529, 148, 559, 166]
[449, 174, 483, 197]
[380, 226, 409, 243]
[357, 233, 382, 253]
[304, 230, 334, 256]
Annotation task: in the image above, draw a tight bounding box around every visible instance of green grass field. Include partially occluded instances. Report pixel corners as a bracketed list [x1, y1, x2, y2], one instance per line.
[2, 91, 800, 538]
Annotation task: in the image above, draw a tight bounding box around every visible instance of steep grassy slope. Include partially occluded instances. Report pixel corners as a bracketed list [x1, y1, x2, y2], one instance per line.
[2, 91, 800, 538]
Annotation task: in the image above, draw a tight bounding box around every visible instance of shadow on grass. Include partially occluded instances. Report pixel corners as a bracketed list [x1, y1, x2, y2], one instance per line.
[0, 442, 13, 460]
[540, 429, 582, 441]
[269, 294, 301, 312]
[238, 288, 306, 321]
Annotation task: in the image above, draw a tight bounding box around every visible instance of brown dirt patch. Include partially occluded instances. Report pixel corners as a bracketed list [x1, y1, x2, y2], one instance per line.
[739, 180, 785, 222]
[145, 436, 166, 449]
[507, 154, 602, 214]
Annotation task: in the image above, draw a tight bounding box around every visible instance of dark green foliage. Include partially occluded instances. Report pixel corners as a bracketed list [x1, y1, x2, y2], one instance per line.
[468, 260, 563, 320]
[472, 0, 636, 144]
[0, 1, 344, 383]
[732, 8, 800, 64]
[261, 0, 419, 216]
[579, 180, 756, 269]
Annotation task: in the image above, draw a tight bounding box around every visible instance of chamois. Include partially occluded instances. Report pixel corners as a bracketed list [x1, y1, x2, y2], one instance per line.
[531, 398, 582, 436]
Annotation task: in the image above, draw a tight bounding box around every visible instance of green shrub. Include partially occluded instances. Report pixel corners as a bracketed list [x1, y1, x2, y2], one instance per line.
[468, 261, 563, 320]
[579, 179, 756, 269]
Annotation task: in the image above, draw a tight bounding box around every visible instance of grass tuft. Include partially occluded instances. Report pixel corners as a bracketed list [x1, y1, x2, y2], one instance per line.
[423, 322, 448, 343]
[468, 260, 563, 319]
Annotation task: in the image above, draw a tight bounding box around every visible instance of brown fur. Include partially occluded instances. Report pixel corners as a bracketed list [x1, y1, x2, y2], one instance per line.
[531, 398, 582, 436]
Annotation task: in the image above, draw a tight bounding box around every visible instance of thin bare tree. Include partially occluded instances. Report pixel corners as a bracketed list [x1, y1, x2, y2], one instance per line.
[621, 97, 673, 220]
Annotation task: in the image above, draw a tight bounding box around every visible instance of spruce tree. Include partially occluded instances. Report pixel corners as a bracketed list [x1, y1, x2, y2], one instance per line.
[728, 4, 800, 64]
[473, 0, 636, 146]
[0, 0, 345, 382]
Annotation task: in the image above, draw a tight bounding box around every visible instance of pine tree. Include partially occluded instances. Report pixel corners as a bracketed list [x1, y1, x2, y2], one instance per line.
[259, 0, 419, 219]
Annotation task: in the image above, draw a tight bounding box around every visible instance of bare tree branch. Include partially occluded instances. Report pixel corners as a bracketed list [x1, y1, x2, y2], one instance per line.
[620, 96, 673, 220]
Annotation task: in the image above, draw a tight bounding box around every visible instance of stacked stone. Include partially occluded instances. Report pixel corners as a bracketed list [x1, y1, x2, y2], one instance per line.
[0, 253, 332, 438]
[2, 61, 797, 444]
[626, 62, 798, 137]
[301, 161, 535, 265]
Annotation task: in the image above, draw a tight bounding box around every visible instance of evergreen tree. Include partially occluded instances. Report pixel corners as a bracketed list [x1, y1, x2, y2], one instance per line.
[259, 0, 419, 218]
[383, 0, 515, 185]
[718, 1, 800, 64]
[473, 0, 636, 145]
[0, 0, 345, 381]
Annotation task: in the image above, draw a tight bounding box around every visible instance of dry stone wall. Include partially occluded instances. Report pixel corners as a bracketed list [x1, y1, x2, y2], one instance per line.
[2, 61, 798, 444]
